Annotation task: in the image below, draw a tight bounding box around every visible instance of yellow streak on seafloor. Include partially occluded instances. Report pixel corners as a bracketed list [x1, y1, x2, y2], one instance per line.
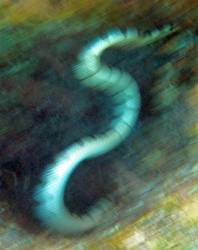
[0, 0, 108, 27]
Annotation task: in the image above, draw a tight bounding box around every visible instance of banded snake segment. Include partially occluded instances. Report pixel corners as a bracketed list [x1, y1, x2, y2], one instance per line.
[33, 26, 175, 235]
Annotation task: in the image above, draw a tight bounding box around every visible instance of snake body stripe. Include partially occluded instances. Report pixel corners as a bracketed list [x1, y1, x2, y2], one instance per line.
[33, 26, 174, 235]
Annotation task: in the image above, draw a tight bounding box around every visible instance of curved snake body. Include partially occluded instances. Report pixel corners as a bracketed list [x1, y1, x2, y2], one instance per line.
[33, 26, 174, 235]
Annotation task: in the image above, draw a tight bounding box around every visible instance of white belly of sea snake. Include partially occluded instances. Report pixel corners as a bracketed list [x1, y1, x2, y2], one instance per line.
[33, 25, 174, 235]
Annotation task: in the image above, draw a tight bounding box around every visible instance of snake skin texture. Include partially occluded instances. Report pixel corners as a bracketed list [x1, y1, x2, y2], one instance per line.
[33, 25, 174, 235]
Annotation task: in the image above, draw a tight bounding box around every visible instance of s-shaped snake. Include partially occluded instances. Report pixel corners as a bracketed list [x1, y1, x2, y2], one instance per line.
[33, 26, 174, 235]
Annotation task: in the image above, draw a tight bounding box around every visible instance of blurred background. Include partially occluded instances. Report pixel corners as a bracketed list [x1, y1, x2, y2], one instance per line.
[0, 0, 198, 249]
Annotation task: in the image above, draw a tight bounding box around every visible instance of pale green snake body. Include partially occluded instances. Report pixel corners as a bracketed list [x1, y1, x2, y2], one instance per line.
[33, 26, 174, 235]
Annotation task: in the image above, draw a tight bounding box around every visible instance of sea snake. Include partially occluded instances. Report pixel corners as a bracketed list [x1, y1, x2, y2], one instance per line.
[33, 25, 175, 235]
